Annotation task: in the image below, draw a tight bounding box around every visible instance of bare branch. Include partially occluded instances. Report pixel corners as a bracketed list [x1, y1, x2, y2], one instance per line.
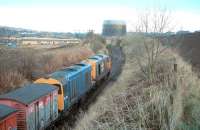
[135, 7, 172, 81]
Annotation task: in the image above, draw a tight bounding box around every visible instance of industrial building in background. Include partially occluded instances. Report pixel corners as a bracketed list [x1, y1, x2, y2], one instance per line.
[0, 36, 81, 48]
[102, 20, 126, 37]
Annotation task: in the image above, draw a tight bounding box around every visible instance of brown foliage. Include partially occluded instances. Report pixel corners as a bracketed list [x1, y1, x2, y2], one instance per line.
[0, 47, 93, 93]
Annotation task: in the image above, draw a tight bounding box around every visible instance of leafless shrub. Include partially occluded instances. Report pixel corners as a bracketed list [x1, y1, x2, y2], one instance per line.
[74, 33, 199, 130]
[0, 71, 26, 94]
[0, 48, 36, 91]
[0, 47, 93, 92]
[84, 32, 106, 53]
[39, 47, 94, 73]
[89, 50, 179, 130]
[135, 8, 171, 83]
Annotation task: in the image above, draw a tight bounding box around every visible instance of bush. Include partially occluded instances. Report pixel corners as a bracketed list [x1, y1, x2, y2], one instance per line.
[74, 34, 200, 130]
[0, 47, 93, 92]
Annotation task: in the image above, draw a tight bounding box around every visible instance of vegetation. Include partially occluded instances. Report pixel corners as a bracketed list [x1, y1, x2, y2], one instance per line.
[84, 31, 107, 54]
[74, 9, 200, 130]
[1, 8, 200, 130]
[74, 32, 200, 130]
[0, 47, 93, 93]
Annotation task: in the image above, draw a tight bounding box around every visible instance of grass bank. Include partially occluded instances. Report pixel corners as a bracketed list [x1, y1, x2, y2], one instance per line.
[0, 47, 93, 93]
[74, 34, 200, 130]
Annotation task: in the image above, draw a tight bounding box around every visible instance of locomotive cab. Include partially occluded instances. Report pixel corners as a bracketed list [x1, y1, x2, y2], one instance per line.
[82, 59, 96, 81]
[34, 78, 64, 111]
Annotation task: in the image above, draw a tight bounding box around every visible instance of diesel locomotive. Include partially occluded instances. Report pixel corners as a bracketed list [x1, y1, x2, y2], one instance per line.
[0, 54, 111, 130]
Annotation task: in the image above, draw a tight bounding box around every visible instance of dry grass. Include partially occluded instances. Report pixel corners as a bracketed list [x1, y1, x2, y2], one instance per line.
[0, 47, 93, 93]
[39, 47, 94, 73]
[74, 35, 200, 130]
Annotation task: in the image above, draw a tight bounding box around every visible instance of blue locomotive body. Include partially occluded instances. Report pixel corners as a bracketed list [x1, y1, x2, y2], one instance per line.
[50, 63, 91, 110]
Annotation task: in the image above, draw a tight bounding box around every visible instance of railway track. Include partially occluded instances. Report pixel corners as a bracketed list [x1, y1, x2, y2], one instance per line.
[46, 42, 125, 130]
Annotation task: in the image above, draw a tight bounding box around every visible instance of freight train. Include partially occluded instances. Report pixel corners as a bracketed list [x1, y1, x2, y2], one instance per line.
[0, 54, 112, 130]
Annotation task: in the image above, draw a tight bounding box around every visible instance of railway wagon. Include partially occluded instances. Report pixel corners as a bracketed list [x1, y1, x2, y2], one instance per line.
[0, 84, 58, 130]
[0, 104, 17, 130]
[87, 54, 111, 82]
[35, 63, 92, 111]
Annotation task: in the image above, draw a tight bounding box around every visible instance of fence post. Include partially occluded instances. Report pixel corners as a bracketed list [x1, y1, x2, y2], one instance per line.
[171, 61, 178, 105]
[174, 63, 177, 73]
[173, 62, 178, 91]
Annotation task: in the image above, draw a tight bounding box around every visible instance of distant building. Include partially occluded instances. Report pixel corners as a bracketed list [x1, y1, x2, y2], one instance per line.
[102, 20, 126, 37]
[7, 42, 17, 48]
[0, 36, 81, 48]
[16, 37, 81, 46]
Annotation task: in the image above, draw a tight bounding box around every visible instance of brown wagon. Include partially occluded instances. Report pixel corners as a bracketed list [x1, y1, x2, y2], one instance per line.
[0, 104, 17, 130]
[0, 83, 58, 130]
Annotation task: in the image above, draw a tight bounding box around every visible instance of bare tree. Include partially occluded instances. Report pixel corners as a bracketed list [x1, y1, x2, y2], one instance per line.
[135, 8, 171, 82]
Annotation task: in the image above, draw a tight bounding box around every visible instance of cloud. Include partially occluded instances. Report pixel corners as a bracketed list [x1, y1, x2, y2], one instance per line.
[172, 10, 200, 31]
[0, 7, 199, 33]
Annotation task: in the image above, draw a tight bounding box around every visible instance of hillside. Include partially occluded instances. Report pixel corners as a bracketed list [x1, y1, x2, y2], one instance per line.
[0, 47, 94, 94]
[0, 26, 75, 38]
[0, 33, 107, 94]
[162, 32, 200, 72]
[73, 34, 200, 130]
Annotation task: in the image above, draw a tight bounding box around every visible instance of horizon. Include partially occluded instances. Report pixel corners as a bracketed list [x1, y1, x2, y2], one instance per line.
[0, 0, 200, 33]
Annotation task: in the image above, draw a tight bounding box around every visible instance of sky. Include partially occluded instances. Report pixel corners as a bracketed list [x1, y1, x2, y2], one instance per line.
[0, 0, 200, 33]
